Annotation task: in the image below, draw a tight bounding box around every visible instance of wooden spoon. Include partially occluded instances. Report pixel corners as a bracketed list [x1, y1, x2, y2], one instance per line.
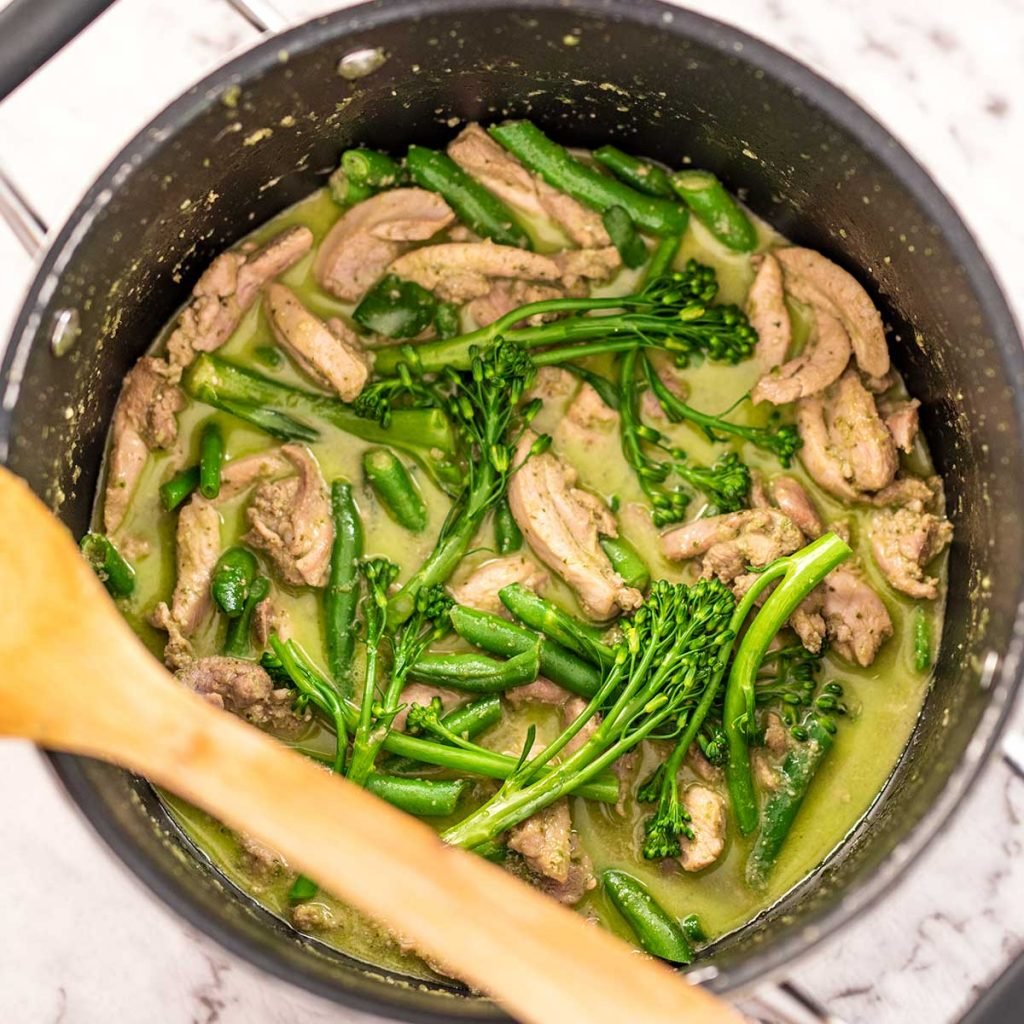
[0, 467, 742, 1024]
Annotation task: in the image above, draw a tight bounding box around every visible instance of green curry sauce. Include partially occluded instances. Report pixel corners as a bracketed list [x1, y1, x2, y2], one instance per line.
[109, 169, 944, 982]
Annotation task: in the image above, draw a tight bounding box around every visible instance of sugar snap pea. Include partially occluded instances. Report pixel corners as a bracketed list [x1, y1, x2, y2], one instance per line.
[599, 535, 651, 591]
[408, 645, 540, 693]
[341, 148, 402, 190]
[211, 547, 258, 618]
[159, 465, 200, 512]
[80, 533, 136, 598]
[406, 145, 531, 248]
[449, 605, 601, 698]
[593, 145, 675, 197]
[223, 576, 270, 658]
[198, 421, 224, 499]
[670, 169, 757, 252]
[488, 121, 687, 236]
[602, 870, 693, 964]
[494, 497, 523, 554]
[363, 448, 428, 533]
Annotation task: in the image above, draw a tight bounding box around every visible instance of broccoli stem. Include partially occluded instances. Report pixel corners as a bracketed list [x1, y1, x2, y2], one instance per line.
[275, 638, 617, 801]
[641, 233, 682, 288]
[745, 715, 835, 888]
[643, 354, 801, 466]
[182, 354, 461, 493]
[723, 532, 852, 836]
[324, 481, 363, 692]
[498, 583, 615, 669]
[488, 121, 688, 235]
[387, 695, 503, 774]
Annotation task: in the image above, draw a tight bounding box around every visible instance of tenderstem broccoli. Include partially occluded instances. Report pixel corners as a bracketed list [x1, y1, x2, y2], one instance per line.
[356, 339, 544, 626]
[372, 261, 757, 376]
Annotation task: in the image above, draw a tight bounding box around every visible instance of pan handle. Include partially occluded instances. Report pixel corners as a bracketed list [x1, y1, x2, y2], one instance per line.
[0, 0, 120, 104]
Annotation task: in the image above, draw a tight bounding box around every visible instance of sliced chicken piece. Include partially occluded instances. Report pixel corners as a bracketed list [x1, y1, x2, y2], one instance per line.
[752, 309, 851, 405]
[388, 242, 561, 303]
[797, 371, 898, 500]
[870, 506, 953, 599]
[291, 904, 335, 932]
[677, 785, 727, 872]
[315, 189, 454, 302]
[883, 399, 921, 453]
[465, 279, 563, 328]
[244, 444, 333, 588]
[559, 695, 601, 756]
[253, 594, 291, 648]
[508, 799, 597, 905]
[555, 381, 619, 450]
[151, 496, 221, 666]
[264, 284, 370, 401]
[391, 683, 463, 732]
[770, 476, 824, 539]
[505, 677, 572, 707]
[177, 655, 307, 736]
[218, 448, 291, 502]
[448, 123, 609, 247]
[554, 246, 621, 292]
[820, 565, 893, 666]
[525, 366, 577, 405]
[240, 833, 289, 879]
[104, 357, 184, 533]
[873, 474, 942, 512]
[166, 226, 313, 370]
[448, 554, 550, 618]
[686, 743, 723, 783]
[661, 509, 804, 587]
[763, 711, 789, 754]
[508, 431, 641, 620]
[775, 247, 889, 378]
[747, 253, 793, 371]
[826, 371, 899, 492]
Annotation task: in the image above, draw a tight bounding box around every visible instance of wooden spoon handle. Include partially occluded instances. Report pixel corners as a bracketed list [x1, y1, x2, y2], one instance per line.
[0, 469, 741, 1024]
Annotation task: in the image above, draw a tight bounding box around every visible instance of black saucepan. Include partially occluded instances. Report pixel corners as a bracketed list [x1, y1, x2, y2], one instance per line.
[2, 1, 1022, 1020]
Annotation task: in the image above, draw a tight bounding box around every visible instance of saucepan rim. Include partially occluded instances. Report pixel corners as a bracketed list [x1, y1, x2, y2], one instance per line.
[3, 0, 1022, 1017]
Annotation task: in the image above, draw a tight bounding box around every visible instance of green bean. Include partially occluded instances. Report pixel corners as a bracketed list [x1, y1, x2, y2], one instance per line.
[80, 533, 136, 598]
[341, 148, 402, 189]
[288, 875, 318, 901]
[198, 421, 224, 500]
[353, 274, 438, 340]
[599, 536, 651, 592]
[406, 145, 531, 248]
[224, 576, 270, 658]
[641, 233, 682, 289]
[365, 774, 467, 817]
[159, 465, 200, 511]
[449, 605, 601, 698]
[408, 645, 540, 693]
[601, 870, 693, 964]
[434, 302, 461, 340]
[670, 170, 757, 252]
[328, 167, 373, 207]
[593, 146, 675, 197]
[488, 121, 687, 236]
[362, 448, 427, 533]
[746, 716, 835, 890]
[388, 695, 503, 773]
[498, 584, 614, 669]
[211, 547, 258, 618]
[494, 497, 523, 554]
[325, 481, 363, 690]
[602, 206, 648, 269]
[913, 608, 932, 673]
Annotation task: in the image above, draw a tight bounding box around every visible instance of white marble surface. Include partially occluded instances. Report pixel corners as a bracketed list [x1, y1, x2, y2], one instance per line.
[1, 1, 1022, 1021]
